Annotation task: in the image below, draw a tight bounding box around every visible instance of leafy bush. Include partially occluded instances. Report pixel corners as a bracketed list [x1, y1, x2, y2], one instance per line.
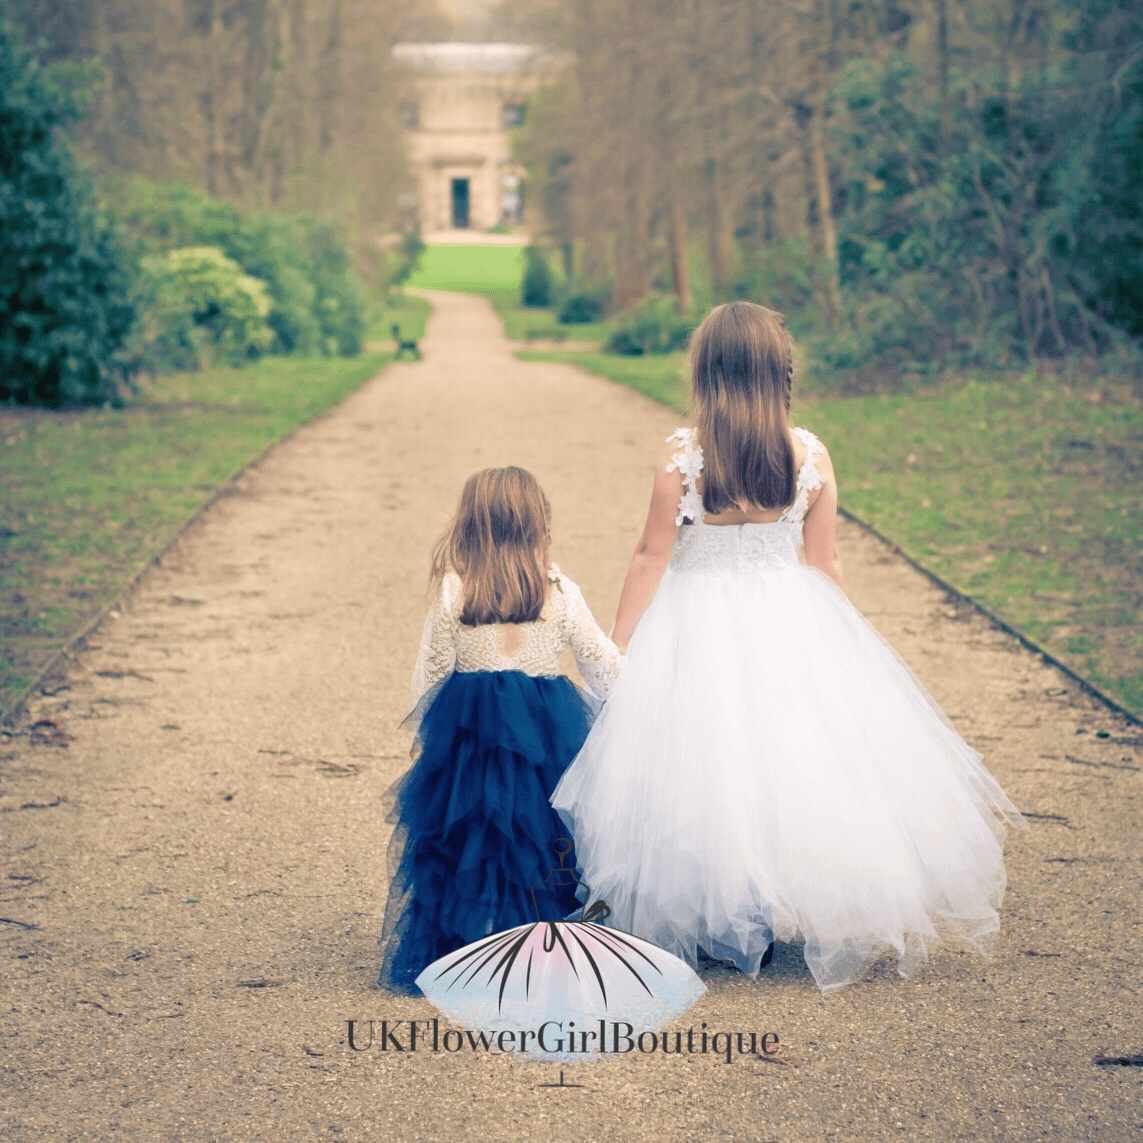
[558, 292, 605, 323]
[107, 179, 364, 358]
[605, 293, 694, 355]
[139, 247, 272, 370]
[387, 229, 426, 289]
[825, 48, 1143, 373]
[521, 245, 554, 307]
[0, 18, 138, 405]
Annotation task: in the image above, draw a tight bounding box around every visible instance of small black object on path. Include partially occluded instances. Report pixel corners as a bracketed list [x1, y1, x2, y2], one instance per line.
[391, 323, 421, 360]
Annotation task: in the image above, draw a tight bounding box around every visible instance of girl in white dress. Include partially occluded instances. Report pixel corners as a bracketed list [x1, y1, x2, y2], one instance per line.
[552, 301, 1024, 992]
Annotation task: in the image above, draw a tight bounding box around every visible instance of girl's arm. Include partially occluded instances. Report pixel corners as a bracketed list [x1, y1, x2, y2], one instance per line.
[802, 445, 846, 592]
[559, 576, 625, 700]
[409, 577, 458, 706]
[612, 462, 683, 650]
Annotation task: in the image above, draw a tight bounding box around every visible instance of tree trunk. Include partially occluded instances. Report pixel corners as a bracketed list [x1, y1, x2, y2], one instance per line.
[319, 0, 342, 154]
[670, 198, 692, 312]
[936, 0, 950, 146]
[205, 3, 225, 196]
[1041, 267, 1065, 356]
[808, 105, 841, 323]
[615, 185, 649, 311]
[706, 159, 735, 294]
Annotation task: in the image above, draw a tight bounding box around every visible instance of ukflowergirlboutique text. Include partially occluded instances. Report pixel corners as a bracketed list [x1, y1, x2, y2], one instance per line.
[346, 1019, 780, 1063]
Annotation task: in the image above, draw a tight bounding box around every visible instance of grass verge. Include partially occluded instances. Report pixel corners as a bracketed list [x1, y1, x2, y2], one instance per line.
[0, 351, 392, 714]
[406, 244, 526, 293]
[406, 245, 611, 344]
[521, 349, 1142, 718]
[366, 292, 431, 344]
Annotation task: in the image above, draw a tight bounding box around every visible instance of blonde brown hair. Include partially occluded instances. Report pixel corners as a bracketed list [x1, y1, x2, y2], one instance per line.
[430, 467, 551, 625]
[689, 301, 796, 514]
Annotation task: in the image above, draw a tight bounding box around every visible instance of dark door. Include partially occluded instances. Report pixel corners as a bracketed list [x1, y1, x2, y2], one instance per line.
[451, 178, 470, 228]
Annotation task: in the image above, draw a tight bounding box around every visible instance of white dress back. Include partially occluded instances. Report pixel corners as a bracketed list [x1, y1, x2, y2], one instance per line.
[552, 427, 1024, 992]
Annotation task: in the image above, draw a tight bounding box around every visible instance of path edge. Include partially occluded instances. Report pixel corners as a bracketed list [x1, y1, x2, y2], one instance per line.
[0, 359, 396, 731]
[838, 506, 1141, 728]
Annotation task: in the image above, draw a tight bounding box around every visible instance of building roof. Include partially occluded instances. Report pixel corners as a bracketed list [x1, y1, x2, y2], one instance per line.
[391, 42, 567, 74]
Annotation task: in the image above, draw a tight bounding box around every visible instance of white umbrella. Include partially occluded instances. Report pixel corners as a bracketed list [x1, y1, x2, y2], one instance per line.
[415, 912, 706, 1061]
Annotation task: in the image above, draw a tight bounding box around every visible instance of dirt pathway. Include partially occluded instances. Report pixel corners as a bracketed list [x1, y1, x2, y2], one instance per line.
[2, 291, 1140, 1141]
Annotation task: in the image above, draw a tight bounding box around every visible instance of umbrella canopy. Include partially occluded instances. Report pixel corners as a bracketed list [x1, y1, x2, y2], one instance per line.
[415, 919, 706, 1060]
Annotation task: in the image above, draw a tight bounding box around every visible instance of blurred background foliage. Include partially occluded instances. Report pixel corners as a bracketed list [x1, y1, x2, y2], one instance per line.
[4, 0, 1140, 399]
[0, 18, 137, 404]
[112, 178, 367, 363]
[513, 0, 1143, 383]
[0, 0, 447, 403]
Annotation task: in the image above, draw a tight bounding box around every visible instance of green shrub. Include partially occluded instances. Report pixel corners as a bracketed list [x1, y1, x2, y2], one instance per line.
[107, 179, 364, 358]
[521, 245, 554, 307]
[302, 217, 365, 356]
[140, 247, 272, 370]
[388, 229, 426, 288]
[558, 292, 605, 323]
[605, 293, 694, 355]
[0, 18, 138, 405]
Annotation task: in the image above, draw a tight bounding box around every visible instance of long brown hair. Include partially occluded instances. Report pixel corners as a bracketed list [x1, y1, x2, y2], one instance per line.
[430, 467, 551, 625]
[689, 301, 796, 514]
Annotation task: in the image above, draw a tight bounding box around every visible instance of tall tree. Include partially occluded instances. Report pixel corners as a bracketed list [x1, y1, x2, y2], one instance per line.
[2, 0, 443, 234]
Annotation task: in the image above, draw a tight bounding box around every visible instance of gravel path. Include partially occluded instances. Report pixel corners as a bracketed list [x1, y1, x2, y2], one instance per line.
[2, 291, 1140, 1141]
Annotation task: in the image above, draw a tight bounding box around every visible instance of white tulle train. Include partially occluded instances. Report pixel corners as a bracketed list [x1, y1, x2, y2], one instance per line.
[552, 560, 1025, 992]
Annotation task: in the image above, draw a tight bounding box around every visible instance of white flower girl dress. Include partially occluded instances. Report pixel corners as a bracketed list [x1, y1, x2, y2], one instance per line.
[552, 427, 1024, 992]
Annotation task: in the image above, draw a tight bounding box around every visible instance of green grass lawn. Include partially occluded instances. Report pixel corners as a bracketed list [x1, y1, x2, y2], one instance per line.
[0, 351, 392, 714]
[521, 349, 1142, 718]
[406, 245, 612, 345]
[365, 292, 431, 344]
[406, 244, 526, 293]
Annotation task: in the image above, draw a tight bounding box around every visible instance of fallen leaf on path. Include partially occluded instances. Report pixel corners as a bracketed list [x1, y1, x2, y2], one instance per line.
[237, 978, 289, 988]
[1020, 811, 1072, 826]
[28, 720, 70, 747]
[78, 999, 123, 1017]
[1, 796, 67, 812]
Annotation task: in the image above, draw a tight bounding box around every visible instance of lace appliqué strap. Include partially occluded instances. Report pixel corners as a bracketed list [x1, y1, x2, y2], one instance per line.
[779, 428, 825, 525]
[553, 568, 625, 701]
[666, 427, 704, 525]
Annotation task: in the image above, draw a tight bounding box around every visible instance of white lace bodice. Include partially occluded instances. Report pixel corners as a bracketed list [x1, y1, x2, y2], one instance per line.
[410, 565, 624, 706]
[665, 426, 825, 576]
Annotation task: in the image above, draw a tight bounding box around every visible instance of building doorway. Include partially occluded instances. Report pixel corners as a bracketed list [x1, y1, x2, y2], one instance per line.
[450, 178, 470, 228]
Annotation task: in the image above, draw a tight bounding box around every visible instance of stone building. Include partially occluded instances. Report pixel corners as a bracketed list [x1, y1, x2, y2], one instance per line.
[391, 42, 567, 233]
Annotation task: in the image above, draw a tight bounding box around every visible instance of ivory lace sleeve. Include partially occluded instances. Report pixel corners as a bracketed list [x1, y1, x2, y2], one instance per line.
[409, 576, 458, 706]
[557, 574, 624, 700]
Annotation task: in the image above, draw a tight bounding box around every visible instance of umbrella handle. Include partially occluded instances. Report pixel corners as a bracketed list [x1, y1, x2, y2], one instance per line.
[582, 899, 611, 923]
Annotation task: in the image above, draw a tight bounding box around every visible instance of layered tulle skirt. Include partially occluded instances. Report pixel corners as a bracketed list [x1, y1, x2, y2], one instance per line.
[551, 561, 1025, 992]
[379, 670, 596, 994]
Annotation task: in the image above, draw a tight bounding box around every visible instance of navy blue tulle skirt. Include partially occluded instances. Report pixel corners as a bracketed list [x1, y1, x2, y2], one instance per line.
[378, 670, 597, 994]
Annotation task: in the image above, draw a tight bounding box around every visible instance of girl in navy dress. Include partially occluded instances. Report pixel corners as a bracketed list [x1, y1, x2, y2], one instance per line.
[378, 467, 623, 993]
